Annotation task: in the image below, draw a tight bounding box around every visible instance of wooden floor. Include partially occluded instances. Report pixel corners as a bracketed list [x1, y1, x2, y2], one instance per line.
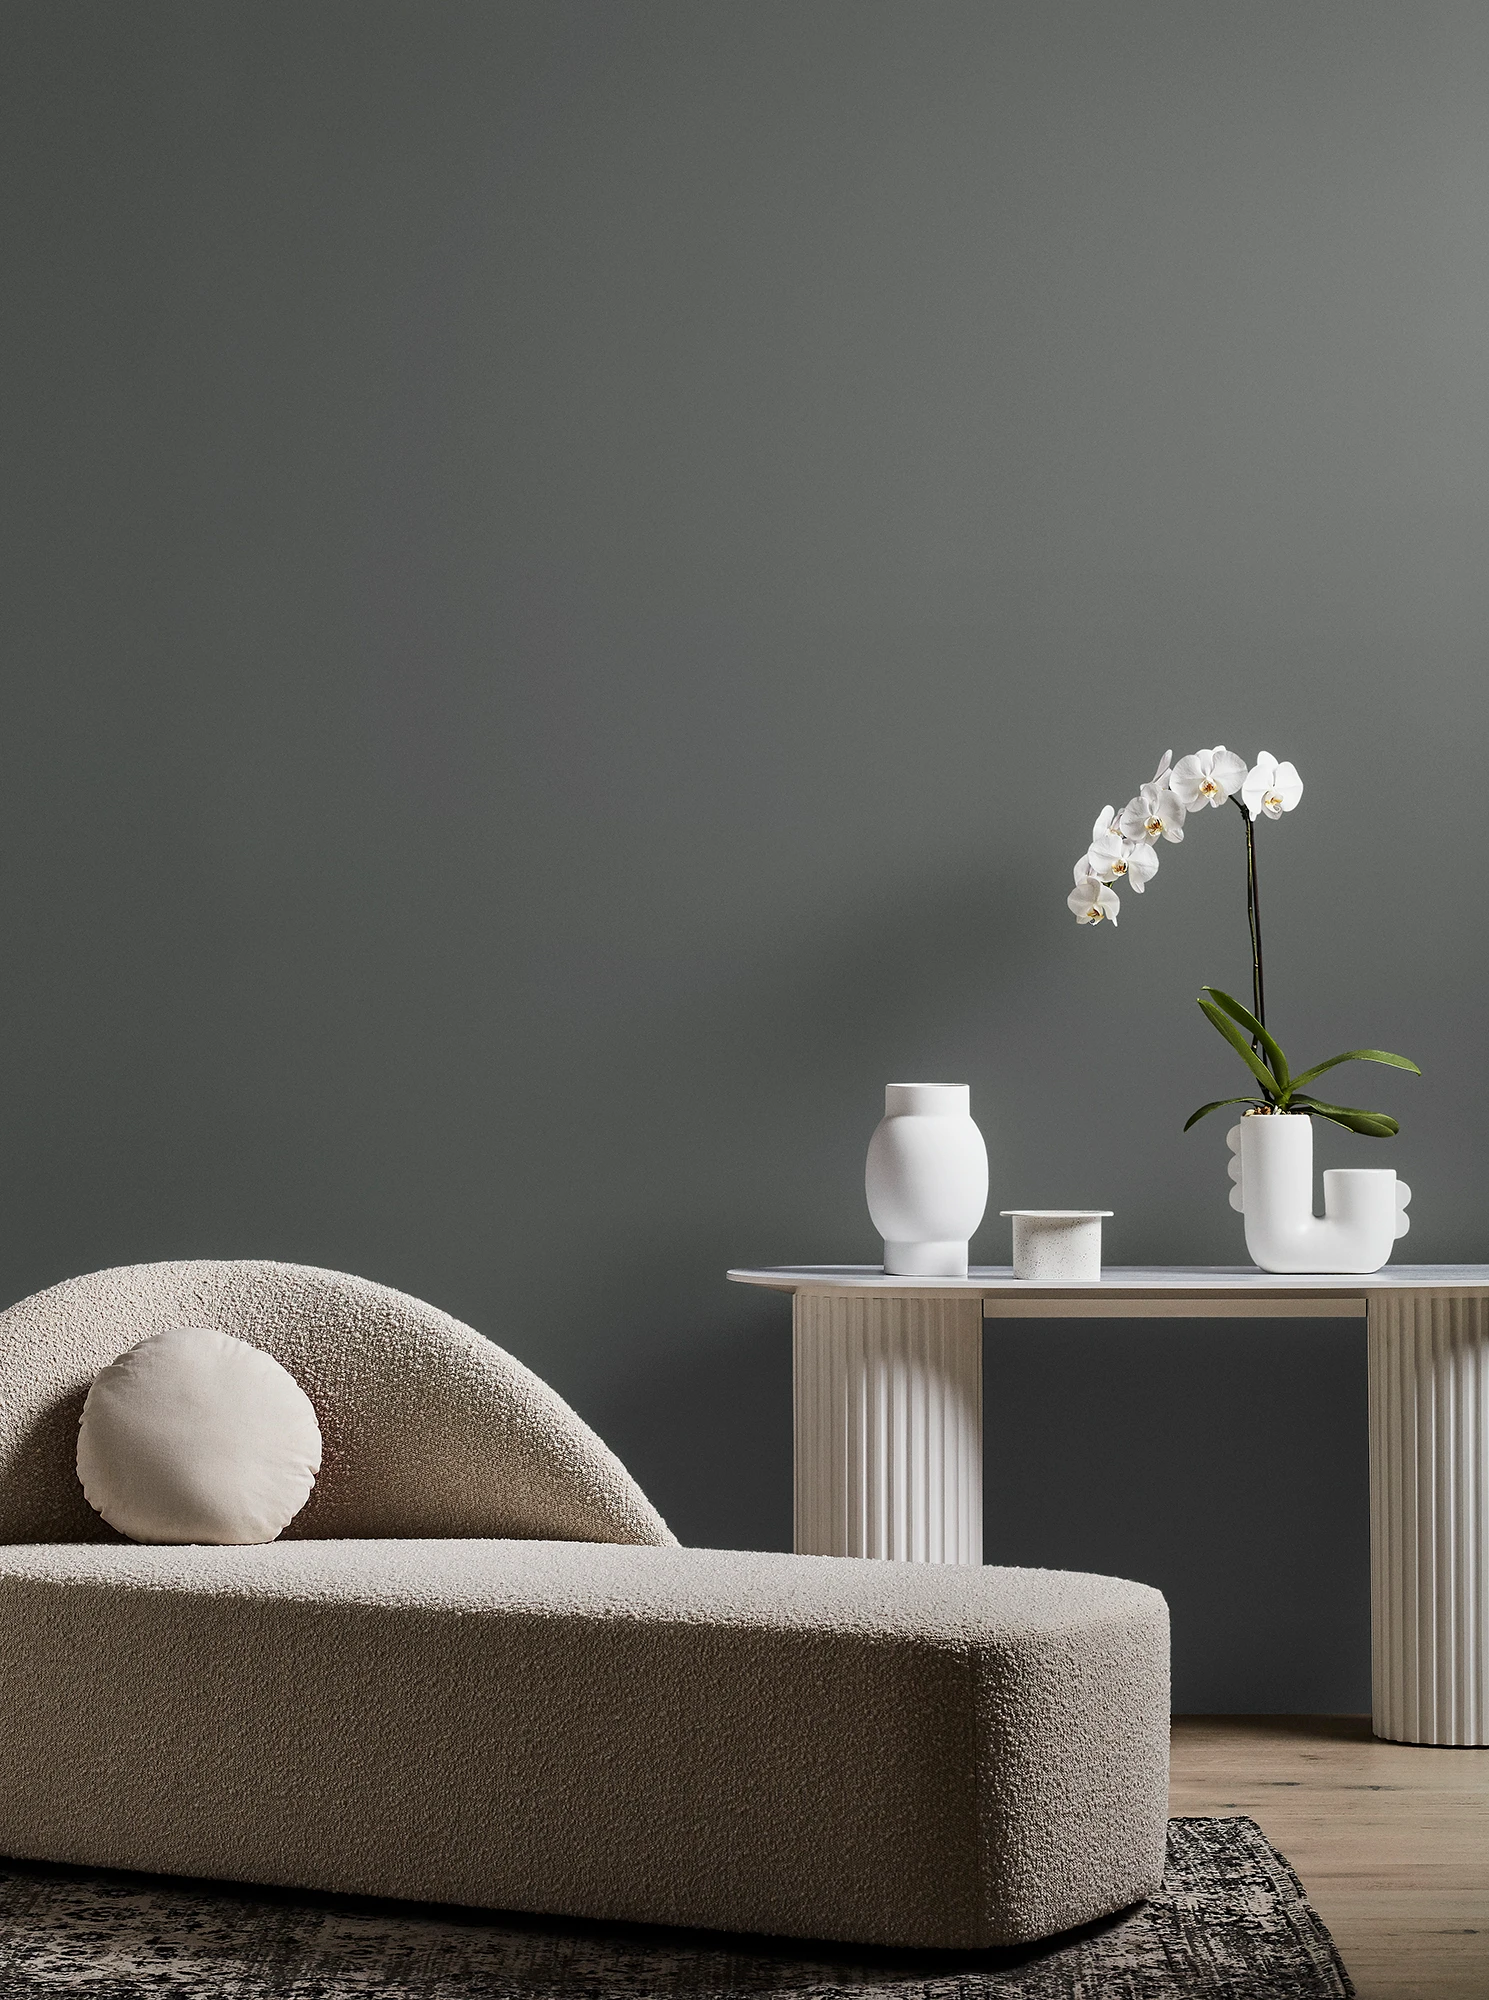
[1170, 1716, 1489, 1999]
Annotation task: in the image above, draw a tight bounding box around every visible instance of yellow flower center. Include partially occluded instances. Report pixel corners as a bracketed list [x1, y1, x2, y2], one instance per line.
[1112, 858, 1126, 873]
[1264, 792, 1281, 810]
[1145, 817, 1162, 836]
[1200, 779, 1218, 797]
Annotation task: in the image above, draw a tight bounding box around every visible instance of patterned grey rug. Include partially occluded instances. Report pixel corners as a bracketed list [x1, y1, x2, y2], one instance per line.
[0, 1818, 1351, 1997]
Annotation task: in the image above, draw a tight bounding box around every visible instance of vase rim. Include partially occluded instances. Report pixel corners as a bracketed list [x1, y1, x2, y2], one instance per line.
[883, 1082, 971, 1116]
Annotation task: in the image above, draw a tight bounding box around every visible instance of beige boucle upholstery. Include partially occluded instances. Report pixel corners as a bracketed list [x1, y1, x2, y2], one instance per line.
[0, 1539, 1169, 1949]
[0, 1261, 1170, 1948]
[0, 1260, 672, 1546]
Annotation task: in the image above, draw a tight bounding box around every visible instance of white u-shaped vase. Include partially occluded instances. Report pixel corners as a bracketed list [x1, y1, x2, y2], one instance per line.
[1227, 1112, 1410, 1274]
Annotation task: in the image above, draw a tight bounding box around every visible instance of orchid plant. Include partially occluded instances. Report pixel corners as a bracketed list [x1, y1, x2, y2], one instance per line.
[1069, 747, 1420, 1136]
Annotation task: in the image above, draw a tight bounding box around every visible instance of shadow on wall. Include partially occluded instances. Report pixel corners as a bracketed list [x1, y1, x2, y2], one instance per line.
[983, 1316, 1370, 1714]
[571, 857, 1042, 1537]
[578, 854, 1047, 1275]
[594, 1313, 793, 1555]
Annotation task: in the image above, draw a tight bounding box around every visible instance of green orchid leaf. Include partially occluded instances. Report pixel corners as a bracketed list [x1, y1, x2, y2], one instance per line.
[1197, 998, 1283, 1099]
[1202, 987, 1291, 1090]
[1290, 1093, 1399, 1138]
[1309, 1109, 1399, 1138]
[1288, 1049, 1422, 1089]
[1183, 1096, 1264, 1132]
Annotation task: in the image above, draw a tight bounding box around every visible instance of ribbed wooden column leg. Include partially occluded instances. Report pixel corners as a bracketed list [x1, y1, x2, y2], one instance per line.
[792, 1293, 982, 1563]
[1369, 1293, 1489, 1744]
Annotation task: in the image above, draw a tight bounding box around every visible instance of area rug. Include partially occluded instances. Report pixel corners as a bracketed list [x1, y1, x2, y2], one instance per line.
[0, 1817, 1352, 1998]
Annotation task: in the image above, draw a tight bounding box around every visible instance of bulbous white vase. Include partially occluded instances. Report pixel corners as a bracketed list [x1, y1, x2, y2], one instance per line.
[865, 1083, 989, 1278]
[1227, 1111, 1410, 1274]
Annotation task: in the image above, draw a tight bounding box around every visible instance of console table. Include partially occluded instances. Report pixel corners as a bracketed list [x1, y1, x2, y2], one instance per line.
[727, 1264, 1489, 1748]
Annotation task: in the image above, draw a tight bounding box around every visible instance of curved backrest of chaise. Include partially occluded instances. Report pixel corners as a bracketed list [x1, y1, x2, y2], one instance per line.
[0, 1260, 673, 1546]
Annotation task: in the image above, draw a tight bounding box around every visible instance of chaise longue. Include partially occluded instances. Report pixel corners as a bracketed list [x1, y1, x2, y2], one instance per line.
[0, 1259, 1169, 1950]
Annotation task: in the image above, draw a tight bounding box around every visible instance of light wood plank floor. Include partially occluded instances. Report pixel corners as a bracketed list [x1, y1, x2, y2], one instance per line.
[1170, 1716, 1489, 2000]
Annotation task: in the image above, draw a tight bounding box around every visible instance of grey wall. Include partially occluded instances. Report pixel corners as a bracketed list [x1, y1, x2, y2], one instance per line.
[4, 0, 1487, 1710]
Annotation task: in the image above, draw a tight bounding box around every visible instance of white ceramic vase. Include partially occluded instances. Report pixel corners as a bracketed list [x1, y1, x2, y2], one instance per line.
[1227, 1111, 1410, 1274]
[865, 1083, 989, 1278]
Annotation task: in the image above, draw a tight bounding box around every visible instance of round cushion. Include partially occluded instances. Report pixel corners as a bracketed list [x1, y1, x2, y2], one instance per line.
[76, 1327, 322, 1544]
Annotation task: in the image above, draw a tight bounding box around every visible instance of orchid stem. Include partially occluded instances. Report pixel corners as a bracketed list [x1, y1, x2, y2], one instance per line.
[1233, 794, 1266, 1045]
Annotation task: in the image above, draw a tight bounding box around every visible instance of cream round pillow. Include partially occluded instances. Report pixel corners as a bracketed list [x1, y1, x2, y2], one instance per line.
[77, 1327, 322, 1544]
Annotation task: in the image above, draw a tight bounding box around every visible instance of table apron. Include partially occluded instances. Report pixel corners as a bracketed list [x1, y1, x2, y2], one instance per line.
[982, 1296, 1367, 1319]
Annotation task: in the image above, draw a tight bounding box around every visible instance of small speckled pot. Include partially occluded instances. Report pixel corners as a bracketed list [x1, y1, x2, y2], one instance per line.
[1002, 1210, 1112, 1282]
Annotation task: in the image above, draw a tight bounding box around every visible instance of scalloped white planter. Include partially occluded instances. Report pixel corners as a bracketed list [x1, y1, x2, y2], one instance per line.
[1226, 1112, 1409, 1274]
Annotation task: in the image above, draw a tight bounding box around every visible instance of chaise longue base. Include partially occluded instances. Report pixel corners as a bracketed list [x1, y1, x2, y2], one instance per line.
[0, 1537, 1167, 1950]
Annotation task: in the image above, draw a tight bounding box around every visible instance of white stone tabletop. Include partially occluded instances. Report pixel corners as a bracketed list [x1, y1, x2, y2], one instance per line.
[727, 1263, 1489, 1297]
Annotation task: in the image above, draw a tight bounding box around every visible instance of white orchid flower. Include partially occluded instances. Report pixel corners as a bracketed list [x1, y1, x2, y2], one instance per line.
[1124, 840, 1158, 892]
[1171, 745, 1248, 811]
[1083, 807, 1148, 890]
[1242, 752, 1303, 821]
[1084, 806, 1122, 876]
[1119, 781, 1186, 845]
[1086, 827, 1158, 893]
[1068, 862, 1119, 925]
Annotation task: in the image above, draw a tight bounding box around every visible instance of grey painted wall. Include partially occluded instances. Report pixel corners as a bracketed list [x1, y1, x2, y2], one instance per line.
[4, 1, 1486, 1709]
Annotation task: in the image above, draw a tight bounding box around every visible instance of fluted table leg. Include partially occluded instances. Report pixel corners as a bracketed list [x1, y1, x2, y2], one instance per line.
[792, 1292, 982, 1563]
[1369, 1292, 1489, 1744]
